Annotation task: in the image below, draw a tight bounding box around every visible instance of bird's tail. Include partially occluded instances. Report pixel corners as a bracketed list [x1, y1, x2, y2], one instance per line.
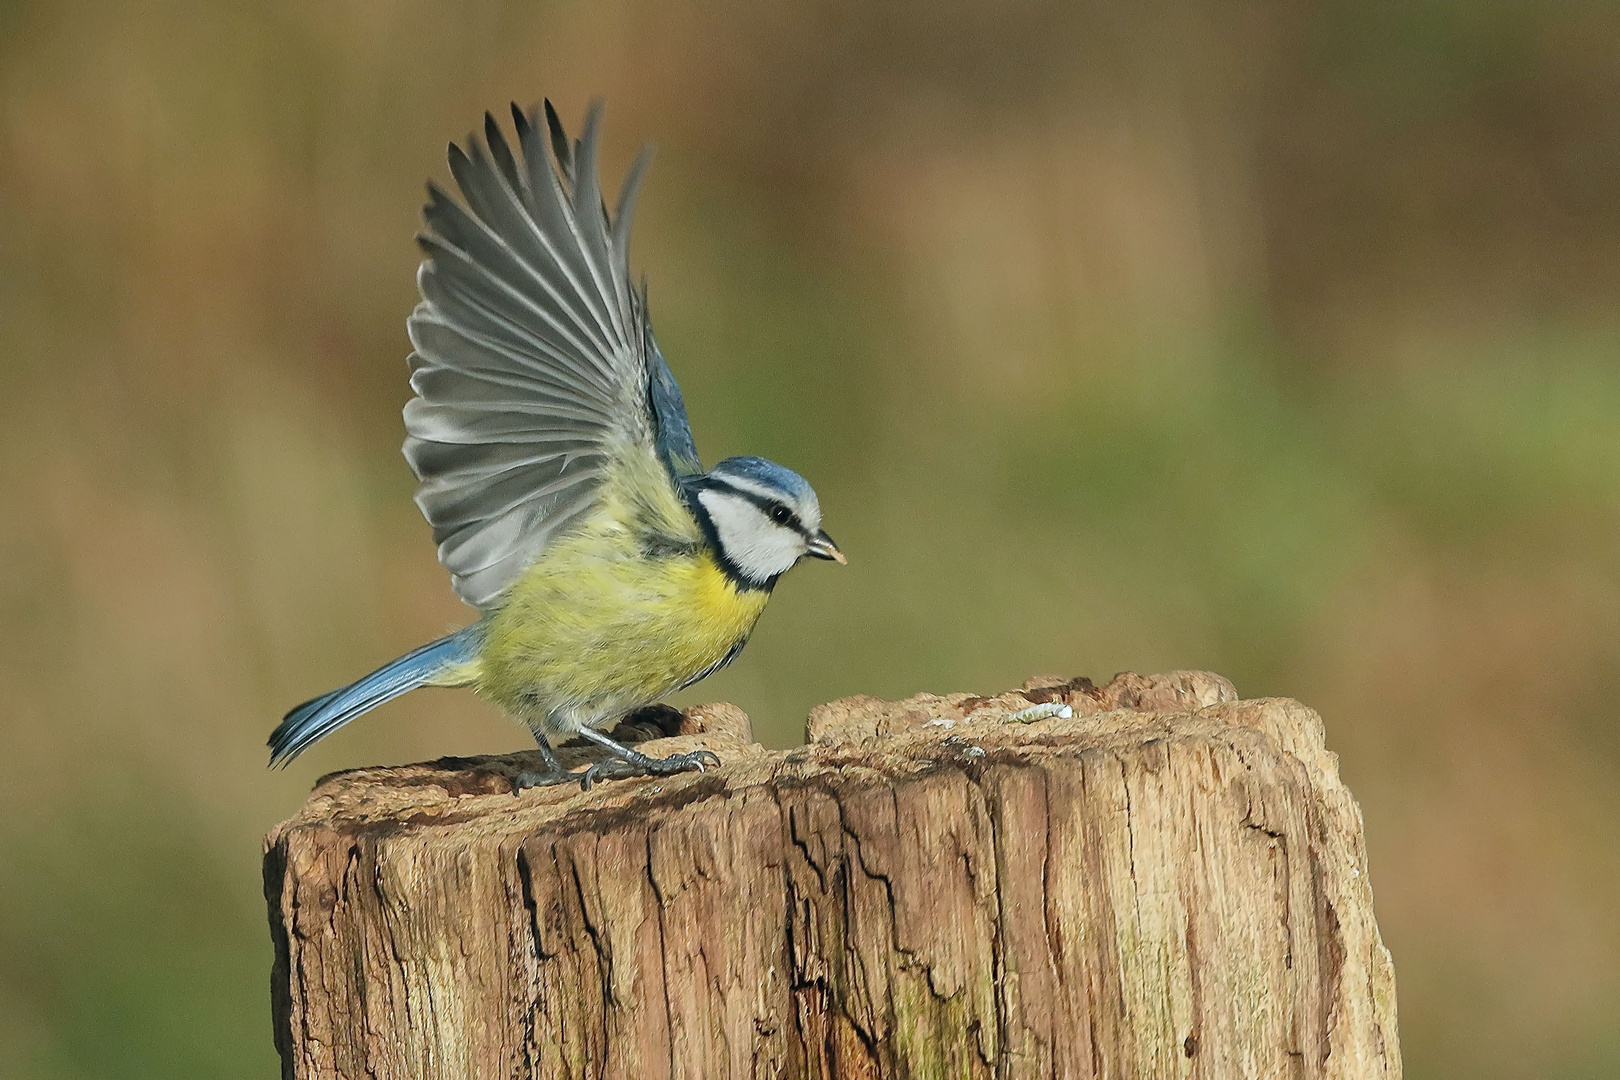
[268, 626, 481, 767]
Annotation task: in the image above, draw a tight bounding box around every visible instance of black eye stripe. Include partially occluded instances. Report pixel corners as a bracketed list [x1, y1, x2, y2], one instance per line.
[705, 480, 804, 531]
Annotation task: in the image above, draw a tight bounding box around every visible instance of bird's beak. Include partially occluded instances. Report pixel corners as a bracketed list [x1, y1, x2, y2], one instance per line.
[807, 529, 846, 564]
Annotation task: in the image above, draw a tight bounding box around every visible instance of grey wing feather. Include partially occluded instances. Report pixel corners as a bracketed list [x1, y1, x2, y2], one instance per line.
[404, 100, 700, 609]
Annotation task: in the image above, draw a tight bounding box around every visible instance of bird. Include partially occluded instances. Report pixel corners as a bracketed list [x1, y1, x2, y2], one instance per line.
[268, 100, 845, 789]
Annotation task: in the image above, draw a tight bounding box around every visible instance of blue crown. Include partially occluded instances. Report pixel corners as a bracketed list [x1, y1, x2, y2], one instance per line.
[708, 456, 817, 503]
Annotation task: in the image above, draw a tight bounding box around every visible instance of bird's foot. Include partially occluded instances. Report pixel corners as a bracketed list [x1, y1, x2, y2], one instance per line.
[509, 767, 586, 793]
[580, 749, 721, 791]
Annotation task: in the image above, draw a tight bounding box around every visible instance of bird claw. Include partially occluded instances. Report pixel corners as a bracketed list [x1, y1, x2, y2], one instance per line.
[510, 767, 586, 794]
[686, 750, 721, 773]
[579, 749, 722, 791]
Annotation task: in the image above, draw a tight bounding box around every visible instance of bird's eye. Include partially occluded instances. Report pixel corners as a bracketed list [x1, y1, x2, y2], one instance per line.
[768, 503, 793, 526]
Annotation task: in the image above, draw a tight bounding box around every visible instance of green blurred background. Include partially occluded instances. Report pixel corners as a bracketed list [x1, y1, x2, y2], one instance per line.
[2, 2, 1618, 1076]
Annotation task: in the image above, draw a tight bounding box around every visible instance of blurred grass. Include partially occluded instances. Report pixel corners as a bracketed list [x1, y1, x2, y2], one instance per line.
[3, 2, 1620, 1077]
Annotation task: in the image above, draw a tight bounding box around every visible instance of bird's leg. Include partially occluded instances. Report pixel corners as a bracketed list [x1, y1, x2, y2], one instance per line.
[509, 731, 585, 792]
[574, 727, 720, 790]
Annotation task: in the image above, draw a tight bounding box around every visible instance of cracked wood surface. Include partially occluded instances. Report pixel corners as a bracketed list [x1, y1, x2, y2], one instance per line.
[265, 672, 1400, 1079]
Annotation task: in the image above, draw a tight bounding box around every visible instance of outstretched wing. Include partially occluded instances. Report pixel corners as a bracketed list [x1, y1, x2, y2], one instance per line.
[404, 101, 701, 609]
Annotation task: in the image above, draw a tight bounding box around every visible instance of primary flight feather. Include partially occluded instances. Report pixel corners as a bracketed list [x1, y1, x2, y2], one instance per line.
[270, 101, 843, 788]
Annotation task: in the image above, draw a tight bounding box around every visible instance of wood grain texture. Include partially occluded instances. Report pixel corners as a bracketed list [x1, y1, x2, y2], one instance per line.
[265, 674, 1400, 1079]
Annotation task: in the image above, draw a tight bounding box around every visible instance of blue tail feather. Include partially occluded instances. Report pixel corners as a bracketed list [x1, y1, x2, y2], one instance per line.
[269, 627, 481, 766]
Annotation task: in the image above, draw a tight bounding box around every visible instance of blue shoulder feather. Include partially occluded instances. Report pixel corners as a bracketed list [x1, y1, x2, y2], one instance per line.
[646, 326, 703, 477]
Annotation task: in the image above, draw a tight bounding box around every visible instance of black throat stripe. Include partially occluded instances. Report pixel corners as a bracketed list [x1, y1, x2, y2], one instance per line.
[683, 480, 780, 594]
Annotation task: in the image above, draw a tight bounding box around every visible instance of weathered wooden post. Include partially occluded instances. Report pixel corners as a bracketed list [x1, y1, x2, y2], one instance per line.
[265, 671, 1399, 1078]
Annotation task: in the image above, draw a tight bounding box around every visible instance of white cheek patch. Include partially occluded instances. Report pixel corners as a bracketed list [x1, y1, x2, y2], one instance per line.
[698, 490, 806, 583]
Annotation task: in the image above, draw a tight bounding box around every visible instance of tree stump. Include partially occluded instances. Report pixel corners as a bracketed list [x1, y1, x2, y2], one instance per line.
[264, 671, 1400, 1079]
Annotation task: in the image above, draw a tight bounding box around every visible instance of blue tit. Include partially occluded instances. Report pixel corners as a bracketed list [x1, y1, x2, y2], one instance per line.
[268, 101, 844, 788]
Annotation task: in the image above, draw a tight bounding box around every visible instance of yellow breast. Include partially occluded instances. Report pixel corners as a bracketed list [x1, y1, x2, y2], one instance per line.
[473, 525, 771, 734]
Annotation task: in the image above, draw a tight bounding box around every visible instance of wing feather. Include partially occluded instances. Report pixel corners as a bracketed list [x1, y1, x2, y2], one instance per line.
[611, 147, 653, 284]
[571, 106, 633, 342]
[408, 313, 618, 408]
[514, 106, 623, 344]
[402, 436, 582, 480]
[442, 144, 617, 362]
[416, 228, 615, 391]
[405, 100, 701, 609]
[408, 372, 615, 424]
[414, 458, 611, 530]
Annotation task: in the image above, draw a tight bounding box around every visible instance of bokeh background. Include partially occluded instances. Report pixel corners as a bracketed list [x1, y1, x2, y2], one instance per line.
[2, 3, 1618, 1076]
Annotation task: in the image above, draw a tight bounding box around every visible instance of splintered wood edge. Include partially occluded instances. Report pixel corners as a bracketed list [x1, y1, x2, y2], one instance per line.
[265, 670, 1271, 846]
